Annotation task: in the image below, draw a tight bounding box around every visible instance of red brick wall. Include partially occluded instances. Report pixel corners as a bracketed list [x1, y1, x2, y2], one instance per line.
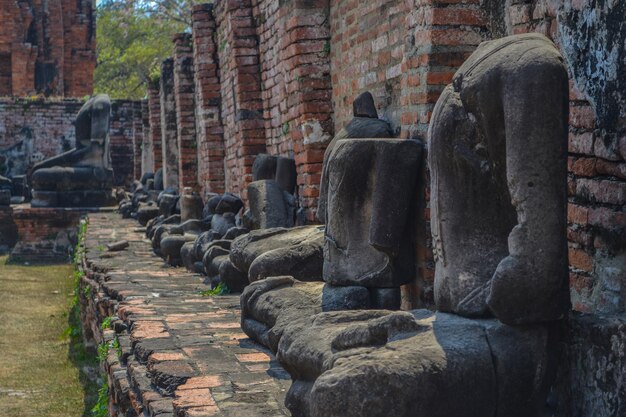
[0, 0, 95, 97]
[173, 33, 200, 191]
[106, 100, 143, 187]
[8, 206, 83, 263]
[252, 0, 333, 220]
[0, 98, 83, 176]
[192, 4, 226, 197]
[214, 0, 266, 199]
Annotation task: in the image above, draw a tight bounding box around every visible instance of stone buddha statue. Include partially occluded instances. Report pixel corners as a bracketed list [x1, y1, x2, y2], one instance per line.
[31, 94, 114, 207]
[240, 34, 570, 417]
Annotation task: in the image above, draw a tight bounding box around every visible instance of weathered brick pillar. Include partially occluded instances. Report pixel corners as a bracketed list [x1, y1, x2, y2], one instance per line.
[400, 0, 485, 139]
[109, 101, 137, 187]
[215, 0, 266, 200]
[160, 58, 180, 191]
[147, 81, 163, 171]
[173, 33, 199, 192]
[280, 0, 333, 222]
[140, 99, 155, 176]
[132, 101, 143, 180]
[192, 3, 226, 196]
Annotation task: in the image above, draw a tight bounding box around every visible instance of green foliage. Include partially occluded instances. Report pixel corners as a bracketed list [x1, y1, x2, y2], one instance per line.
[199, 282, 230, 296]
[97, 337, 122, 362]
[91, 379, 109, 417]
[101, 316, 115, 331]
[94, 0, 192, 99]
[73, 220, 87, 265]
[112, 337, 122, 358]
[282, 122, 290, 136]
[82, 284, 92, 298]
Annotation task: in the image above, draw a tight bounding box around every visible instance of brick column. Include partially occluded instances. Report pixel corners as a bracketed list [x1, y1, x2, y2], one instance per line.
[280, 0, 333, 222]
[173, 33, 199, 192]
[400, 0, 485, 139]
[147, 81, 163, 171]
[215, 0, 266, 200]
[140, 99, 155, 175]
[109, 101, 137, 187]
[132, 100, 143, 180]
[192, 3, 226, 196]
[160, 58, 180, 191]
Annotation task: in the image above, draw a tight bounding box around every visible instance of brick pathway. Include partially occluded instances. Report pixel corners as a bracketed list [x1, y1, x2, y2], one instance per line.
[80, 212, 291, 417]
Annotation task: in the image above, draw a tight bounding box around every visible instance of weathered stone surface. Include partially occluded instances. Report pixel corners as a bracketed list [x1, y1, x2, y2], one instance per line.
[241, 277, 324, 352]
[429, 34, 570, 324]
[137, 203, 160, 226]
[219, 259, 248, 293]
[205, 245, 230, 260]
[0, 189, 10, 206]
[211, 213, 236, 236]
[230, 226, 324, 281]
[252, 154, 297, 195]
[180, 241, 196, 271]
[215, 193, 243, 215]
[153, 168, 164, 191]
[241, 277, 555, 417]
[140, 172, 154, 185]
[275, 157, 297, 194]
[180, 188, 204, 221]
[248, 235, 324, 283]
[246, 180, 295, 229]
[30, 95, 115, 208]
[252, 154, 277, 181]
[192, 230, 221, 258]
[158, 193, 179, 217]
[370, 287, 401, 310]
[107, 240, 129, 252]
[0, 175, 12, 190]
[147, 214, 180, 240]
[169, 219, 210, 236]
[352, 91, 378, 118]
[160, 234, 196, 266]
[557, 313, 626, 417]
[223, 227, 249, 241]
[203, 194, 221, 218]
[321, 284, 370, 311]
[320, 138, 422, 288]
[203, 253, 229, 277]
[559, 1, 626, 133]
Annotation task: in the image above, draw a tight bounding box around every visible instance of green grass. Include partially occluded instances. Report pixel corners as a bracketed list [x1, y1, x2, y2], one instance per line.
[0, 256, 99, 417]
[199, 282, 230, 297]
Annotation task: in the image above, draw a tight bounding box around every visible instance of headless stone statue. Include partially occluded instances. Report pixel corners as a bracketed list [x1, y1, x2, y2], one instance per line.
[317, 91, 422, 310]
[240, 34, 569, 417]
[31, 94, 114, 207]
[430, 33, 570, 324]
[244, 154, 298, 230]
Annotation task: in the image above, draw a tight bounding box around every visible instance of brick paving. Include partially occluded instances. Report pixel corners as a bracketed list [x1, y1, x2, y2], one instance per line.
[80, 212, 291, 417]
